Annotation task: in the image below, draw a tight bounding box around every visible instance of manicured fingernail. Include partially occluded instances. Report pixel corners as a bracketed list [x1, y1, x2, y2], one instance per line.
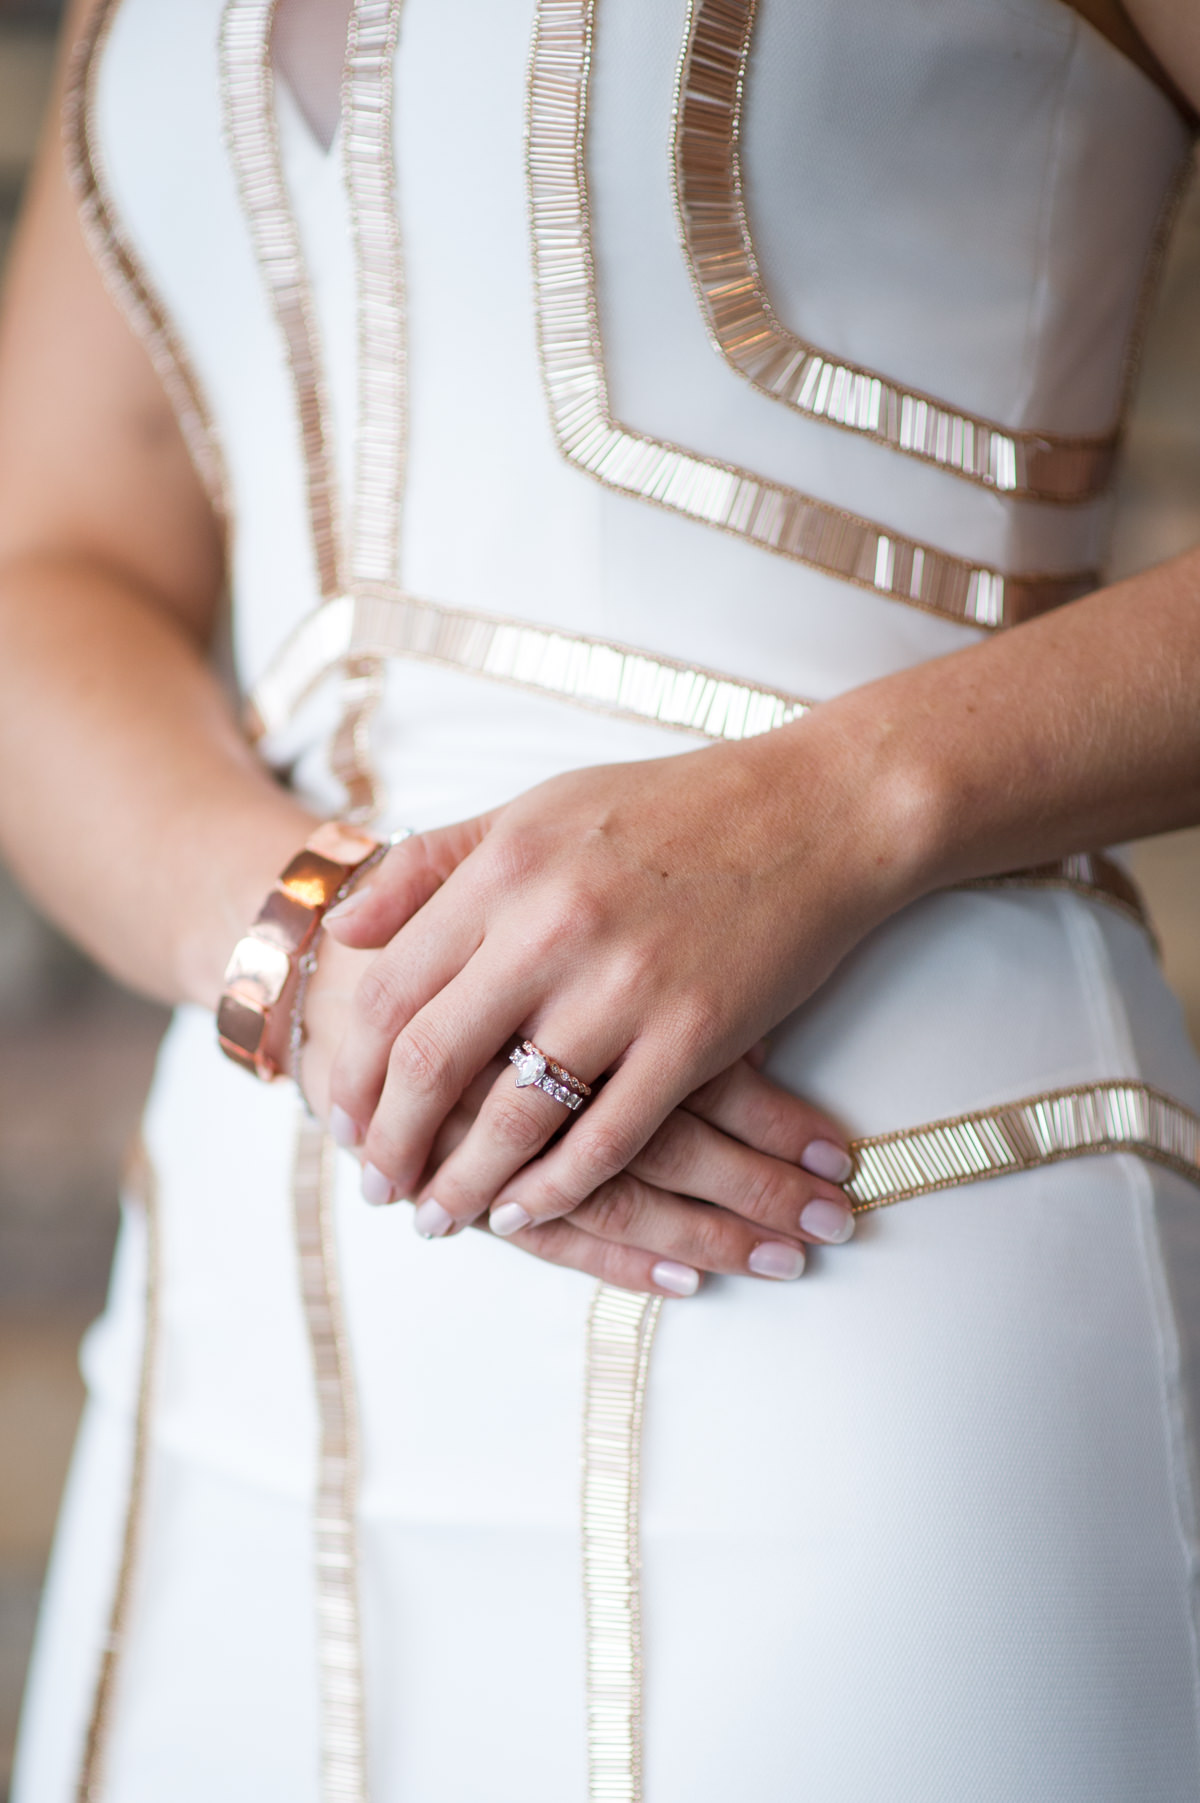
[800, 1138, 854, 1183]
[361, 1163, 394, 1207]
[414, 1197, 454, 1239]
[489, 1202, 532, 1237]
[651, 1260, 700, 1297]
[748, 1241, 806, 1279]
[325, 886, 371, 924]
[800, 1198, 855, 1243]
[329, 1105, 361, 1149]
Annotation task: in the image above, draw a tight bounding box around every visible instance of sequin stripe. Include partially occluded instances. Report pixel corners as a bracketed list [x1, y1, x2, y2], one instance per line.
[245, 586, 812, 744]
[582, 1286, 662, 1803]
[220, 0, 344, 598]
[292, 1113, 368, 1803]
[64, 0, 230, 525]
[75, 1140, 160, 1803]
[847, 1081, 1200, 1212]
[329, 653, 386, 824]
[525, 0, 1094, 630]
[343, 0, 407, 587]
[672, 0, 1113, 503]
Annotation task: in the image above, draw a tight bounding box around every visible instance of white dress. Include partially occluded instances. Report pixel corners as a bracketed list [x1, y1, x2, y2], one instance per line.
[14, 1, 1200, 1799]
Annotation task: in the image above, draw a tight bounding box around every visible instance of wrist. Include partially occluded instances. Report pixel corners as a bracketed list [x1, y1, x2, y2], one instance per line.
[763, 696, 948, 927]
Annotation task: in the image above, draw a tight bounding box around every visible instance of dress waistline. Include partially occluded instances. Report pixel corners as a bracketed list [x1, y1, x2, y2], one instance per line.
[245, 587, 1154, 939]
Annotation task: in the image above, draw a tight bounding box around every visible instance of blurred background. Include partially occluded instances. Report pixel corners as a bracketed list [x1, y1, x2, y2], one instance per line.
[0, 4, 1198, 1796]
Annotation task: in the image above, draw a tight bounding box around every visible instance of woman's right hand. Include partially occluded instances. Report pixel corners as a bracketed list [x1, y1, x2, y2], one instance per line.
[303, 937, 857, 1297]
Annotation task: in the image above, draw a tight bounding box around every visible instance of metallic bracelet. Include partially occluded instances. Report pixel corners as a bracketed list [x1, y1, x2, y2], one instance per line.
[216, 820, 383, 1081]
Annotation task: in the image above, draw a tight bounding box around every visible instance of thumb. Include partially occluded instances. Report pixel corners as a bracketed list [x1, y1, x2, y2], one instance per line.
[324, 814, 494, 946]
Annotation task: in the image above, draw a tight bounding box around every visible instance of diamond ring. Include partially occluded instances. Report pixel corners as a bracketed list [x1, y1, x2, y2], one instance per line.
[509, 1040, 591, 1112]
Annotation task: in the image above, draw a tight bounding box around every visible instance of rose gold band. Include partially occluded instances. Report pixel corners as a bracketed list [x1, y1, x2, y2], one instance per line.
[217, 820, 382, 1081]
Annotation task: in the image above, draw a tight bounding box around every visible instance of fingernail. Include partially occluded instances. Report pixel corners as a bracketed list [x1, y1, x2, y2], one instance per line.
[800, 1138, 854, 1183]
[329, 1105, 361, 1149]
[414, 1197, 454, 1239]
[800, 1198, 856, 1243]
[651, 1260, 700, 1297]
[748, 1241, 806, 1279]
[361, 1163, 395, 1207]
[325, 886, 371, 924]
[489, 1202, 532, 1238]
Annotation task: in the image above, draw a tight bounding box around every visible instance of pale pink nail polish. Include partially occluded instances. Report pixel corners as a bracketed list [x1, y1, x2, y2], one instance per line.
[651, 1260, 700, 1297]
[330, 1105, 361, 1149]
[489, 1202, 532, 1237]
[748, 1241, 806, 1279]
[414, 1197, 454, 1239]
[324, 886, 371, 925]
[800, 1138, 854, 1183]
[800, 1198, 855, 1243]
[361, 1163, 394, 1207]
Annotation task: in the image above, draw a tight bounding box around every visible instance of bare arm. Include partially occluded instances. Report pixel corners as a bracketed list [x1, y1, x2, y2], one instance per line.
[0, 0, 318, 1009]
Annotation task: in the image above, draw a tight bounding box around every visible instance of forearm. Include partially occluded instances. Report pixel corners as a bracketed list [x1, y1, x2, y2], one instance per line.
[0, 552, 318, 1008]
[805, 547, 1200, 906]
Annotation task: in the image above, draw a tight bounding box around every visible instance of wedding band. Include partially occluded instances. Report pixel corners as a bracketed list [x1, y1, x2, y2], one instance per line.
[509, 1040, 591, 1111]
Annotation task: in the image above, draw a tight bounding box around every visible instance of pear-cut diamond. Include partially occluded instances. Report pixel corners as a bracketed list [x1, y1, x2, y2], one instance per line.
[513, 1048, 546, 1088]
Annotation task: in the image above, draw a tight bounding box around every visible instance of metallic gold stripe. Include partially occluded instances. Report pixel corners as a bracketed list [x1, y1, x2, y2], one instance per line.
[64, 0, 230, 526]
[75, 1140, 160, 1803]
[582, 1080, 1200, 1803]
[246, 586, 812, 744]
[292, 1113, 368, 1803]
[525, 0, 1094, 629]
[582, 1284, 662, 1803]
[343, 0, 407, 589]
[846, 1080, 1200, 1212]
[332, 0, 409, 819]
[220, 0, 344, 599]
[672, 0, 1114, 503]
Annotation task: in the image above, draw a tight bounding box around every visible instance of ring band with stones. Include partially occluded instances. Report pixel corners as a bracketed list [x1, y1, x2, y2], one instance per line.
[509, 1040, 591, 1111]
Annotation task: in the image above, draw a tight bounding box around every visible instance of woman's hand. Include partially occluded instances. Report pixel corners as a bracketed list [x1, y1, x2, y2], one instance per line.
[302, 933, 859, 1296]
[324, 722, 916, 1246]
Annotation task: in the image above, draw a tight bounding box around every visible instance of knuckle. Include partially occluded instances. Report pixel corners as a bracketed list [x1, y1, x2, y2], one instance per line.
[525, 1171, 579, 1218]
[568, 1120, 640, 1191]
[520, 885, 604, 963]
[557, 881, 607, 944]
[354, 963, 404, 1034]
[741, 1162, 798, 1225]
[602, 943, 657, 1012]
[672, 990, 722, 1056]
[487, 1098, 551, 1159]
[389, 1022, 452, 1100]
[681, 1209, 733, 1270]
[491, 827, 542, 890]
[582, 1176, 644, 1241]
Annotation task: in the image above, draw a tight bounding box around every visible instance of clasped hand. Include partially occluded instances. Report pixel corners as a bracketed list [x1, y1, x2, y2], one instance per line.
[305, 732, 904, 1294]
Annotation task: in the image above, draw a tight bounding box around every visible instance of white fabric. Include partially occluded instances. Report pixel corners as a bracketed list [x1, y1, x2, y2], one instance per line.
[14, 2, 1200, 1799]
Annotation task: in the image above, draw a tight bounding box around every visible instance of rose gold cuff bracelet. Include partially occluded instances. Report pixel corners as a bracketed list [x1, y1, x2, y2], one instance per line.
[216, 820, 382, 1081]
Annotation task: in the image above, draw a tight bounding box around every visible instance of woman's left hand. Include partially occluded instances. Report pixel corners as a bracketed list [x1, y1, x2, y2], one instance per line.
[326, 724, 916, 1235]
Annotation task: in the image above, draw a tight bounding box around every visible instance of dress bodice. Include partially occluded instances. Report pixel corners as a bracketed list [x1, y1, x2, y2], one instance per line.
[87, 0, 1189, 727]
